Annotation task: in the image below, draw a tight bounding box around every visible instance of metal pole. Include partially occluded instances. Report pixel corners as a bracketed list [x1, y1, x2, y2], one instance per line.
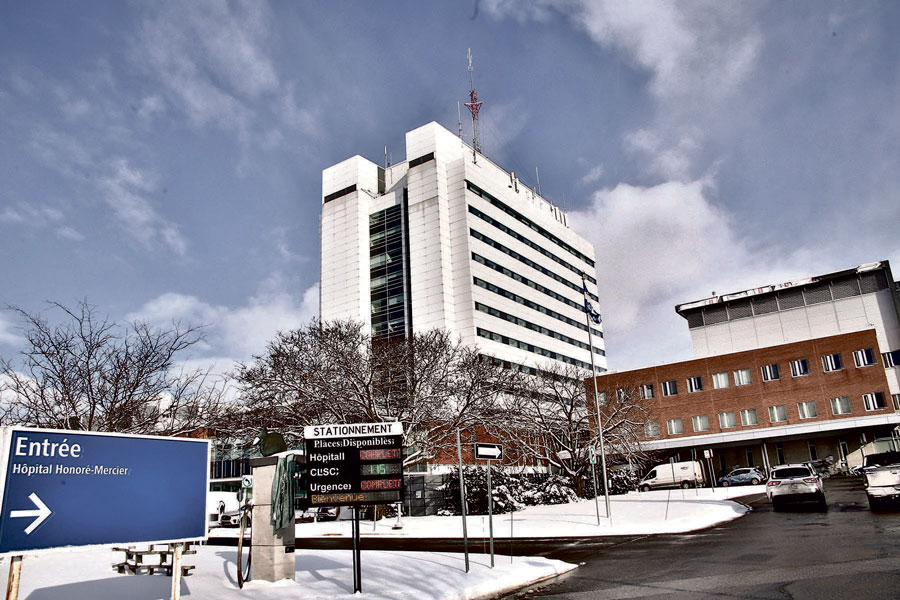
[487, 461, 495, 568]
[691, 448, 699, 496]
[170, 543, 183, 600]
[456, 429, 470, 573]
[510, 506, 514, 564]
[5, 556, 22, 600]
[352, 507, 362, 593]
[584, 298, 612, 521]
[591, 457, 600, 525]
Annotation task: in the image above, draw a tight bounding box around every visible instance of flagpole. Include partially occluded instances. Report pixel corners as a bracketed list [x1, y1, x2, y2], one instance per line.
[582, 274, 611, 522]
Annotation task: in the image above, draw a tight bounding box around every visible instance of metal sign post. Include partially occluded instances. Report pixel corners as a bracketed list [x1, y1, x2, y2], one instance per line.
[588, 446, 600, 524]
[486, 461, 494, 568]
[456, 430, 469, 573]
[474, 443, 502, 568]
[704, 449, 716, 490]
[690, 448, 699, 496]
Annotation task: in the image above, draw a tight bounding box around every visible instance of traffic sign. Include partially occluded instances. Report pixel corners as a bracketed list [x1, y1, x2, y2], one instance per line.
[0, 427, 209, 556]
[303, 422, 404, 507]
[241, 475, 253, 489]
[474, 443, 503, 461]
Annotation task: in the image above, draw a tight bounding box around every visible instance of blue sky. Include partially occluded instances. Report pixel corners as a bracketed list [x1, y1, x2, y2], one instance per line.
[2, 1, 899, 373]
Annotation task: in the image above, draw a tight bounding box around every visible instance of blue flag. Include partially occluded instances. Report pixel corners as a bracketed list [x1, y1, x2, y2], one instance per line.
[582, 279, 602, 325]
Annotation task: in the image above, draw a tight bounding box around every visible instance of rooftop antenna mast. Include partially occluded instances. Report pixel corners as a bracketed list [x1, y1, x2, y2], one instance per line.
[464, 48, 483, 161]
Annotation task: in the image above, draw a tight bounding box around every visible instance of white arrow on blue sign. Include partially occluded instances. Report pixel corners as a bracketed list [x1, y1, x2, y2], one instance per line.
[9, 493, 51, 535]
[0, 427, 210, 556]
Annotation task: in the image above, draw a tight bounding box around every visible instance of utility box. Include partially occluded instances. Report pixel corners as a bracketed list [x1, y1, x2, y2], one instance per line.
[249, 455, 296, 582]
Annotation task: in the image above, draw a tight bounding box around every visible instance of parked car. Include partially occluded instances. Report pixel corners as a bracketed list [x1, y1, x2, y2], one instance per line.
[860, 451, 900, 510]
[717, 467, 766, 487]
[219, 508, 249, 528]
[639, 460, 705, 491]
[766, 464, 826, 510]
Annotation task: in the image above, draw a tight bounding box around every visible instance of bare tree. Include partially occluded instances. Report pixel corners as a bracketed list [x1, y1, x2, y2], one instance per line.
[227, 320, 512, 466]
[490, 362, 652, 493]
[0, 301, 223, 435]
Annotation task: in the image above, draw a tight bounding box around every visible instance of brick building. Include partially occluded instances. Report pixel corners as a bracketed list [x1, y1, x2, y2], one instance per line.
[592, 261, 900, 477]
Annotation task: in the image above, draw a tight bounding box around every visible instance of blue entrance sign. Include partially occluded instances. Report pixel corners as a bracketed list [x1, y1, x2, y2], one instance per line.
[0, 427, 209, 556]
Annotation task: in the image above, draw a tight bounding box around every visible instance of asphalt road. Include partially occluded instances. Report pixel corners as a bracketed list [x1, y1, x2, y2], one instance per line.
[502, 476, 900, 600]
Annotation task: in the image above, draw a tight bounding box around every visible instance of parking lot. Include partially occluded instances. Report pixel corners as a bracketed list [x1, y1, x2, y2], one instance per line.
[506, 477, 900, 599]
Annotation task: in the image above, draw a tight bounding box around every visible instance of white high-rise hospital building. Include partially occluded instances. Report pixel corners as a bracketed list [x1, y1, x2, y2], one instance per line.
[320, 122, 605, 375]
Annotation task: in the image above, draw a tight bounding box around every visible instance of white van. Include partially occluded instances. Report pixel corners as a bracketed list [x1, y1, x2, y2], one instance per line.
[639, 460, 704, 491]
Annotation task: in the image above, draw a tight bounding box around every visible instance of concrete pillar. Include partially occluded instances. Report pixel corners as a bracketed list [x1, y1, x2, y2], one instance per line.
[249, 456, 296, 582]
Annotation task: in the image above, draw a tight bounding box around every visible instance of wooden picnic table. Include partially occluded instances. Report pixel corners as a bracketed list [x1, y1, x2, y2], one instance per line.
[112, 543, 196, 576]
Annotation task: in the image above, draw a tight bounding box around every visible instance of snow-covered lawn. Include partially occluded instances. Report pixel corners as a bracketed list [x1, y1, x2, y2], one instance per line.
[4, 546, 574, 600]
[4, 487, 761, 600]
[213, 485, 762, 541]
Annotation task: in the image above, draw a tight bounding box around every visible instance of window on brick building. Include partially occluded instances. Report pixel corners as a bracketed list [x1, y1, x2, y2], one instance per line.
[798, 400, 818, 419]
[790, 359, 809, 377]
[686, 376, 703, 393]
[662, 380, 678, 396]
[863, 392, 886, 411]
[740, 408, 758, 426]
[853, 348, 876, 368]
[692, 415, 710, 432]
[666, 419, 683, 435]
[822, 353, 843, 372]
[640, 384, 654, 400]
[768, 405, 787, 423]
[645, 421, 660, 437]
[761, 363, 780, 382]
[712, 372, 729, 389]
[718, 411, 736, 428]
[733, 368, 752, 386]
[830, 396, 851, 415]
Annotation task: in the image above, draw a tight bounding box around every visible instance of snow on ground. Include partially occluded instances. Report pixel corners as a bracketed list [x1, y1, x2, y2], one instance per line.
[4, 546, 573, 600]
[4, 487, 762, 600]
[213, 485, 762, 541]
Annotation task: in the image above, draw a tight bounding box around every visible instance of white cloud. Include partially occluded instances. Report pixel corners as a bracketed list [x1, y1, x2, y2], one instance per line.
[0, 313, 23, 347]
[137, 95, 166, 120]
[570, 178, 819, 370]
[581, 163, 605, 186]
[98, 159, 188, 256]
[133, 0, 317, 147]
[129, 281, 319, 363]
[55, 226, 85, 242]
[479, 100, 530, 159]
[0, 202, 79, 241]
[485, 0, 762, 180]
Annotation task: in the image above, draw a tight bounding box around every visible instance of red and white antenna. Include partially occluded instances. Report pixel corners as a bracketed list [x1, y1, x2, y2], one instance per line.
[464, 48, 483, 159]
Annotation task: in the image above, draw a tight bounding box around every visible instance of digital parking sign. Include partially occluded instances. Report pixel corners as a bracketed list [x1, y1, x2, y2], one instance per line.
[303, 422, 404, 507]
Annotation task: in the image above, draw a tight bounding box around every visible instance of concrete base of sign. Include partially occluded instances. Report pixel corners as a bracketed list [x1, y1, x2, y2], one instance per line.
[249, 456, 296, 583]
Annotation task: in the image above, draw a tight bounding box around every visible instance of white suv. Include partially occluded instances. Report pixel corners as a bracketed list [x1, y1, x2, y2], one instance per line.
[766, 464, 826, 511]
